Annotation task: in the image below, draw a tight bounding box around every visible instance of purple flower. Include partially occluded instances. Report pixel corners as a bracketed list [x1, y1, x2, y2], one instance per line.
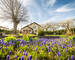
[58, 52, 61, 56]
[24, 50, 26, 52]
[20, 51, 21, 53]
[9, 41, 12, 44]
[19, 57, 21, 60]
[73, 40, 74, 42]
[58, 48, 60, 50]
[21, 56, 24, 60]
[29, 55, 32, 60]
[63, 43, 66, 46]
[23, 52, 25, 55]
[17, 45, 19, 48]
[0, 46, 2, 49]
[16, 56, 18, 58]
[26, 53, 28, 56]
[68, 57, 69, 60]
[27, 57, 29, 60]
[48, 47, 51, 52]
[9, 51, 11, 54]
[61, 50, 63, 52]
[62, 46, 65, 49]
[50, 45, 53, 47]
[71, 45, 72, 47]
[41, 48, 43, 50]
[17, 40, 19, 41]
[71, 55, 74, 60]
[28, 47, 30, 49]
[36, 47, 38, 51]
[7, 55, 9, 60]
[66, 48, 68, 52]
[5, 47, 7, 49]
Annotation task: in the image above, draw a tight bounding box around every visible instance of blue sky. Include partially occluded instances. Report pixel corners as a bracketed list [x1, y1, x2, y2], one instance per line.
[26, 0, 75, 24]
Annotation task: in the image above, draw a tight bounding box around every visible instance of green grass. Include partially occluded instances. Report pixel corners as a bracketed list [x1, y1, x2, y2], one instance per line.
[45, 35, 67, 38]
[27, 34, 37, 36]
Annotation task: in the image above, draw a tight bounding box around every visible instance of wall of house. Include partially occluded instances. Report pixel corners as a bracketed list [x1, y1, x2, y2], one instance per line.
[21, 27, 33, 35]
[29, 23, 42, 34]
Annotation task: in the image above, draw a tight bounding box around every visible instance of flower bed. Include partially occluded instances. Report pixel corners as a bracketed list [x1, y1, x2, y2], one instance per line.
[0, 37, 75, 60]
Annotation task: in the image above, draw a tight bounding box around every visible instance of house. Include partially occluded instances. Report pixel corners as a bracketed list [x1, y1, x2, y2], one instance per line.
[0, 26, 9, 30]
[21, 22, 42, 35]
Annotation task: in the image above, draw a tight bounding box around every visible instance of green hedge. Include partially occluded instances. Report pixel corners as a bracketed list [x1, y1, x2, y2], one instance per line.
[38, 29, 67, 36]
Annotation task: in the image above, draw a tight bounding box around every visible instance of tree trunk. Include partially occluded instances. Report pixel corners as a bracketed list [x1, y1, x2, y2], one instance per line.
[14, 22, 18, 34]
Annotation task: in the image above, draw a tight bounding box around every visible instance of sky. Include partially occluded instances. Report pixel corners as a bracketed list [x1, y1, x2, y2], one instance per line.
[0, 0, 75, 29]
[26, 0, 75, 24]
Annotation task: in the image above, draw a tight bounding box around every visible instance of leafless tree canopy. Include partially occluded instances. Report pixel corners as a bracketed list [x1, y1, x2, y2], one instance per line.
[0, 0, 29, 33]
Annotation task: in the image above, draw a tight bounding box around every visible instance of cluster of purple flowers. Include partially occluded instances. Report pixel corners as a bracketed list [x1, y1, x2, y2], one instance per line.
[0, 37, 75, 60]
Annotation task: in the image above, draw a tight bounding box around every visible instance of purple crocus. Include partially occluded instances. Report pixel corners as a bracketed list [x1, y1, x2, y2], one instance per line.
[20, 51, 21, 53]
[28, 47, 30, 49]
[62, 46, 65, 49]
[71, 55, 74, 60]
[24, 50, 26, 52]
[5, 47, 7, 49]
[16, 56, 18, 58]
[23, 52, 25, 55]
[36, 58, 37, 60]
[27, 57, 29, 60]
[7, 55, 9, 60]
[48, 47, 51, 52]
[17, 45, 19, 48]
[21, 56, 24, 60]
[26, 53, 28, 56]
[66, 48, 68, 52]
[36, 47, 38, 51]
[68, 57, 69, 60]
[9, 51, 11, 54]
[0, 46, 2, 49]
[71, 45, 72, 47]
[61, 50, 63, 52]
[50, 45, 53, 47]
[29, 55, 32, 60]
[19, 57, 21, 60]
[58, 52, 61, 56]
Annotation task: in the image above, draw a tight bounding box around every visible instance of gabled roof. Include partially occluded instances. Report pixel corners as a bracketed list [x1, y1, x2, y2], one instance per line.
[28, 22, 41, 27]
[21, 22, 42, 29]
[21, 26, 33, 30]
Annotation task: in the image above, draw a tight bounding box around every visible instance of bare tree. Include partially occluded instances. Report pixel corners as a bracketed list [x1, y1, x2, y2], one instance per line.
[0, 0, 29, 34]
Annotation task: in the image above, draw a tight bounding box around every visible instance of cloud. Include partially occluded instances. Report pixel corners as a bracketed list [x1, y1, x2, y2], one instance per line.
[23, 0, 32, 6]
[56, 8, 75, 12]
[42, 15, 62, 24]
[41, 0, 56, 8]
[56, 2, 75, 12]
[42, 15, 75, 24]
[49, 0, 56, 6]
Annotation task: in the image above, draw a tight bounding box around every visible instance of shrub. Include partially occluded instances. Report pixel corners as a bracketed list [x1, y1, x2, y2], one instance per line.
[68, 36, 73, 40]
[23, 34, 30, 41]
[38, 29, 45, 36]
[73, 36, 75, 40]
[45, 31, 54, 35]
[66, 30, 72, 36]
[32, 37, 39, 41]
[4, 36, 16, 43]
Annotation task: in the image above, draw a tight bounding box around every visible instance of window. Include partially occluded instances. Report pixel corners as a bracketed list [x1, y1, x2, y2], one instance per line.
[35, 30, 37, 32]
[23, 30, 25, 32]
[33, 26, 36, 29]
